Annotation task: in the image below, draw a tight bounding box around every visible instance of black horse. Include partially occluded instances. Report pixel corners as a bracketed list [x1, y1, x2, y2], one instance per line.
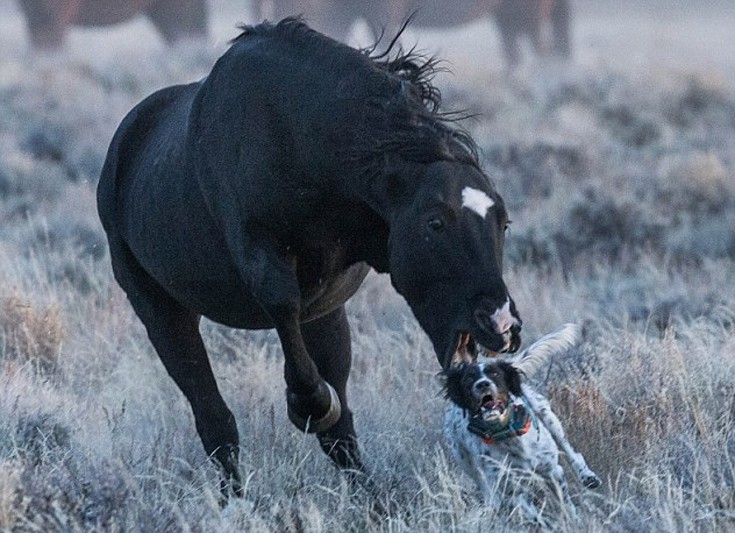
[97, 18, 522, 496]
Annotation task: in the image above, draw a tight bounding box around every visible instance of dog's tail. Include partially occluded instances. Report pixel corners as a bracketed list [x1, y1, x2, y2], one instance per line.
[511, 323, 581, 377]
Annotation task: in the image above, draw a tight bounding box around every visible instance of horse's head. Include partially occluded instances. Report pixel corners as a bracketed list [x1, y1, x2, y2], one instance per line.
[387, 161, 522, 369]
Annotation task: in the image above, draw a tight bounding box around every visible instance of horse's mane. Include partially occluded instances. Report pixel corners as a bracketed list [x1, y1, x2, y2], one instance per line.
[357, 40, 480, 169]
[232, 15, 326, 46]
[232, 17, 480, 170]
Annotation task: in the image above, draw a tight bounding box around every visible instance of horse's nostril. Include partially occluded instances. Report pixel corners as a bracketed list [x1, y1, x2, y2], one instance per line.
[474, 309, 495, 334]
[474, 307, 512, 335]
[476, 298, 520, 336]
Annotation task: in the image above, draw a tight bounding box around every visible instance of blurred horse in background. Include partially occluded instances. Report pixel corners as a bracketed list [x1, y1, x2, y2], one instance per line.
[255, 0, 571, 68]
[17, 0, 209, 48]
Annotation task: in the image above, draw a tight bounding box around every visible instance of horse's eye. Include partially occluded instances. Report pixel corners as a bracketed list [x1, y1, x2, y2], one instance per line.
[427, 217, 444, 231]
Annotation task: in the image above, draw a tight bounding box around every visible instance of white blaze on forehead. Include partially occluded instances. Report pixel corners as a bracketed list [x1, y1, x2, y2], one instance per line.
[461, 187, 495, 218]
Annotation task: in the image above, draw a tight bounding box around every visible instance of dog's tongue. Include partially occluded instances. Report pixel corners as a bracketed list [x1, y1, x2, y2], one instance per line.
[484, 399, 502, 410]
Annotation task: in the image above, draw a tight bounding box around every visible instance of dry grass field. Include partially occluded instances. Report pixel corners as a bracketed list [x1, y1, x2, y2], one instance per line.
[1, 1, 734, 530]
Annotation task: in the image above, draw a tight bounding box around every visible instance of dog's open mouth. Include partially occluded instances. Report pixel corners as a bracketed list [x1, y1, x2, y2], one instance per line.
[480, 394, 508, 422]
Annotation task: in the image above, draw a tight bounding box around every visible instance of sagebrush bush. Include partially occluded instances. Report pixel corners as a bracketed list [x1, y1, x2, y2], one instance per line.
[665, 74, 735, 128]
[0, 292, 64, 375]
[657, 151, 731, 216]
[0, 461, 24, 531]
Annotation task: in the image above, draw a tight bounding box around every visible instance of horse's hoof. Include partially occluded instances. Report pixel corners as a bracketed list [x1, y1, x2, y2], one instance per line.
[287, 381, 342, 433]
[218, 476, 244, 508]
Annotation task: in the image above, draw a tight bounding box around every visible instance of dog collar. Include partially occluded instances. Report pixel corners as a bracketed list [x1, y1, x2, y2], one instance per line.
[467, 396, 536, 444]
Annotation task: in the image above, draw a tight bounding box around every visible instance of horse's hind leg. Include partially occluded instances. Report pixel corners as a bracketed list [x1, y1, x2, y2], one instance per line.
[300, 306, 362, 472]
[108, 239, 242, 497]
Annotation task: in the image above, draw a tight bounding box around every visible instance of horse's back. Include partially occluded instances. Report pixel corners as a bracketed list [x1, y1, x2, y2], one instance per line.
[97, 25, 372, 328]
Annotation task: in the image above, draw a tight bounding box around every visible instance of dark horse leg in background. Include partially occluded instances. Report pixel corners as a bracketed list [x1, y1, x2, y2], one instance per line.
[17, 0, 67, 48]
[550, 0, 571, 58]
[144, 0, 209, 43]
[495, 15, 523, 69]
[109, 238, 243, 496]
[494, 1, 544, 69]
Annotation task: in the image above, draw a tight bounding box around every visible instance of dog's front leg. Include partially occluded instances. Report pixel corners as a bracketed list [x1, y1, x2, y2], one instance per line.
[522, 387, 601, 489]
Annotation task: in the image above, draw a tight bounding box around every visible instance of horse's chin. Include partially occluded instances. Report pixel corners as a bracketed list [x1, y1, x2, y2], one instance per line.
[447, 330, 520, 367]
[477, 327, 522, 358]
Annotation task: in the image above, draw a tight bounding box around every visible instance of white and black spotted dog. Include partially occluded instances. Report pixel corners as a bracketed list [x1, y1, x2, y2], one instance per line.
[442, 324, 601, 516]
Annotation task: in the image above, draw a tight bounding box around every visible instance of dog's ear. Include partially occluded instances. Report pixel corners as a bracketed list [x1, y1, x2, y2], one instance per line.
[442, 364, 471, 409]
[498, 361, 523, 397]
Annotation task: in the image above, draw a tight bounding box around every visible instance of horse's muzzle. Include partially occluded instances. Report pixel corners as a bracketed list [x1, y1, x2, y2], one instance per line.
[473, 298, 522, 354]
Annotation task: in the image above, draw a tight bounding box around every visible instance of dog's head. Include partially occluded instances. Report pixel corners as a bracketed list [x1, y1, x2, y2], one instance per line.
[443, 361, 523, 421]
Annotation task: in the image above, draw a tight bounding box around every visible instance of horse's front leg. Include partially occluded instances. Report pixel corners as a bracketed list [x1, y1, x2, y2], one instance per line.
[238, 241, 341, 434]
[278, 309, 342, 433]
[300, 306, 361, 470]
[300, 305, 398, 518]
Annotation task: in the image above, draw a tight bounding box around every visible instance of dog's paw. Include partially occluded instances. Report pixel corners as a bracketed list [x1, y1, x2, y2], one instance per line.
[582, 473, 602, 489]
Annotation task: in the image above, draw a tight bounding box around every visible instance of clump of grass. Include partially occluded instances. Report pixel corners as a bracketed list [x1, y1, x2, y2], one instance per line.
[665, 74, 735, 128]
[13, 413, 71, 467]
[0, 461, 25, 531]
[0, 292, 64, 375]
[484, 142, 589, 211]
[657, 151, 731, 217]
[601, 103, 661, 147]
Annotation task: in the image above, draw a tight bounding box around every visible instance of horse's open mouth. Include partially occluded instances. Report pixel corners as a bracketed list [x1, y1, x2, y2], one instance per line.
[450, 332, 478, 366]
[450, 331, 503, 366]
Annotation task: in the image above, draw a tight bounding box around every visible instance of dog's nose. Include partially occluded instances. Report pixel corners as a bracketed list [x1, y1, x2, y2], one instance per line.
[474, 379, 492, 393]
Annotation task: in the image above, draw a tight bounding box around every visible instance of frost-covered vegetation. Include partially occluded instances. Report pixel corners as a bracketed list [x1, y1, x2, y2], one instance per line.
[1, 1, 734, 531]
